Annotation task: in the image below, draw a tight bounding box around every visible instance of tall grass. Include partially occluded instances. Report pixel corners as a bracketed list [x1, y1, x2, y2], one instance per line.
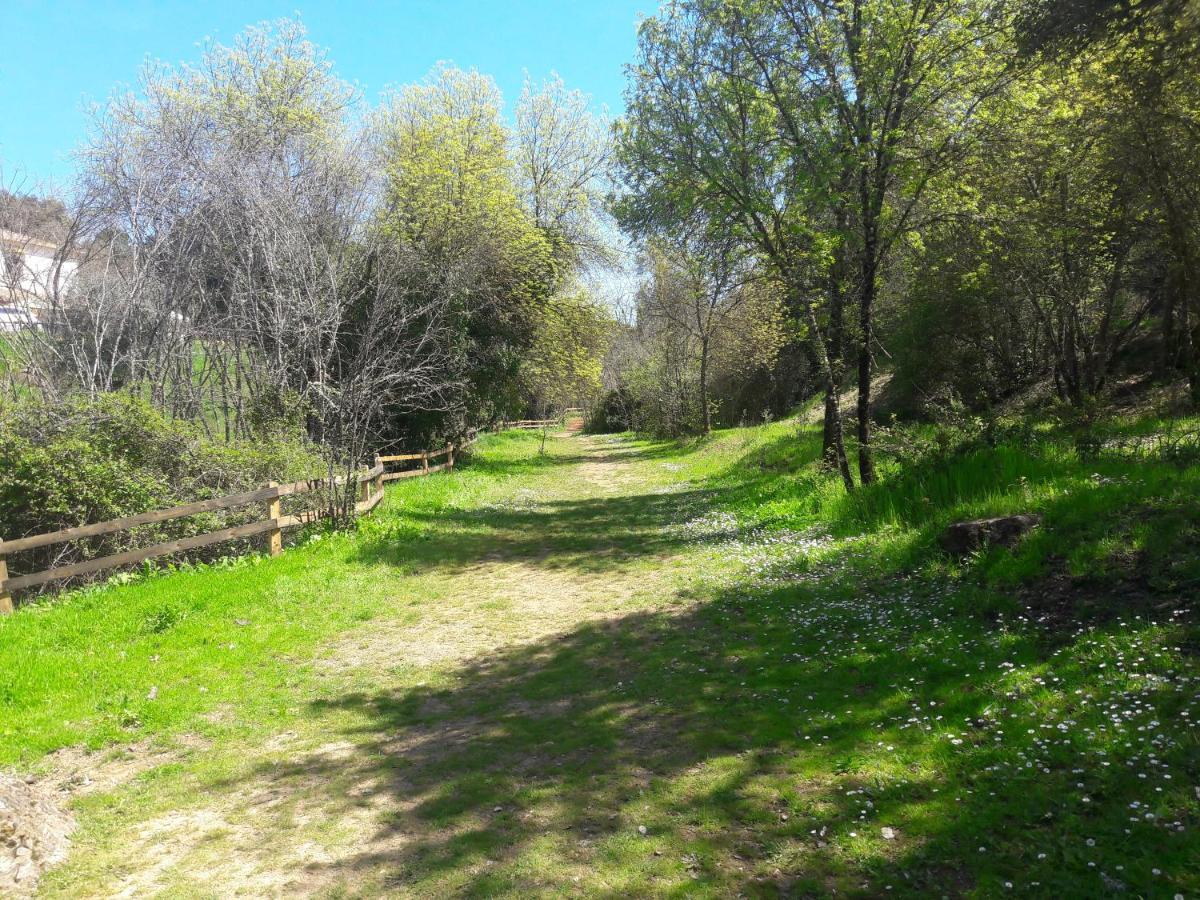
[671, 413, 1200, 589]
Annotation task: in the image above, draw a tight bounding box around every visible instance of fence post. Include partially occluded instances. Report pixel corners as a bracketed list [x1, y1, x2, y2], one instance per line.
[265, 482, 282, 557]
[0, 545, 12, 615]
[422, 450, 429, 476]
[448, 443, 456, 470]
[374, 456, 384, 499]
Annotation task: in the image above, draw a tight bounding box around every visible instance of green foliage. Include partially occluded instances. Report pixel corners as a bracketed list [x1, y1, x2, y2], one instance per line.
[605, 238, 795, 437]
[585, 387, 640, 434]
[616, 0, 1200, 489]
[523, 286, 613, 411]
[373, 65, 588, 437]
[0, 393, 322, 584]
[376, 67, 525, 255]
[166, 18, 355, 154]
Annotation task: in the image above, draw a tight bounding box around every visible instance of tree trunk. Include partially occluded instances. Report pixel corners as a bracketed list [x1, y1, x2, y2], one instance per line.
[823, 245, 847, 460]
[804, 304, 854, 492]
[1188, 308, 1200, 409]
[856, 249, 877, 484]
[699, 335, 711, 435]
[823, 389, 838, 459]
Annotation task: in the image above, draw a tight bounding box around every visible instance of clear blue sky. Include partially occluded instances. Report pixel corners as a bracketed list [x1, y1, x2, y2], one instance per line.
[0, 0, 654, 190]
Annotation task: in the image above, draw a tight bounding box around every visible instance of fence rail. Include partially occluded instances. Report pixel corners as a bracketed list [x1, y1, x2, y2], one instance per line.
[499, 409, 584, 430]
[378, 443, 456, 480]
[501, 418, 560, 429]
[0, 437, 472, 613]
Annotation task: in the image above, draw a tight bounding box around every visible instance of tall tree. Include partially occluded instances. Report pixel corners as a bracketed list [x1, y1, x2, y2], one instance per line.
[374, 66, 559, 430]
[616, 2, 856, 486]
[725, 0, 1016, 481]
[514, 74, 614, 269]
[640, 233, 759, 434]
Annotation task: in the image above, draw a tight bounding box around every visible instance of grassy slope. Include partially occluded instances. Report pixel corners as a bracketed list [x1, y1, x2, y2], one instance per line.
[0, 432, 560, 765]
[2, 420, 1198, 897]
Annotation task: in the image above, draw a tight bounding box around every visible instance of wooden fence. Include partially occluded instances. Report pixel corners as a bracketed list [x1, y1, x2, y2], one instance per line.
[495, 407, 585, 430]
[378, 443, 456, 479]
[0, 435, 478, 614]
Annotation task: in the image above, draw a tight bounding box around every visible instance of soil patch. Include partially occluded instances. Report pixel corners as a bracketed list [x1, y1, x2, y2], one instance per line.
[0, 775, 75, 896]
[1018, 560, 1193, 639]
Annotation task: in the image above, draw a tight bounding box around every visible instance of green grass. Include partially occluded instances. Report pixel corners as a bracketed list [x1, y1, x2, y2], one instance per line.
[0, 332, 36, 401]
[3, 419, 1198, 897]
[0, 431, 560, 765]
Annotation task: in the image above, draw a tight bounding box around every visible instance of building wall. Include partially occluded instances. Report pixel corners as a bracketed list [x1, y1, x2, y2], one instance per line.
[0, 239, 78, 330]
[1, 246, 78, 296]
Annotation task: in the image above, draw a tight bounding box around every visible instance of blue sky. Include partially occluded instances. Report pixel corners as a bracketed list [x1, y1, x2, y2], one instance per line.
[0, 0, 653, 190]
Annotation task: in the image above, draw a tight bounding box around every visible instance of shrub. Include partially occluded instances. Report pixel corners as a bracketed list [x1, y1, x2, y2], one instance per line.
[0, 393, 324, 594]
[585, 388, 640, 433]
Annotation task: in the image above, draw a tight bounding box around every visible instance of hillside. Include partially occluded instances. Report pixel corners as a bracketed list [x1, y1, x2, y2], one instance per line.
[1, 419, 1197, 896]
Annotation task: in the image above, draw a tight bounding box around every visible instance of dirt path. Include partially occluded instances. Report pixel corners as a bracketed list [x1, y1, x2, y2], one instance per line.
[37, 431, 712, 898]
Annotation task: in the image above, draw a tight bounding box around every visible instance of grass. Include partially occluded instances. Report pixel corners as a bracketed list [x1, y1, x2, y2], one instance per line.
[0, 431, 565, 765]
[2, 418, 1198, 897]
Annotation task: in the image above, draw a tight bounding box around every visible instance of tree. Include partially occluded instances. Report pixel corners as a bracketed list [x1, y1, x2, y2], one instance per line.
[725, 0, 1016, 481]
[639, 233, 764, 434]
[523, 285, 613, 449]
[374, 66, 560, 434]
[514, 74, 614, 269]
[26, 20, 460, 518]
[616, 1, 857, 485]
[619, 0, 1019, 482]
[1016, 0, 1190, 55]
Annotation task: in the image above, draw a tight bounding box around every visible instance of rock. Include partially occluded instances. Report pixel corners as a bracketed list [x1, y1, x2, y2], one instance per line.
[637, 825, 648, 836]
[881, 826, 897, 840]
[940, 514, 1041, 555]
[0, 776, 75, 896]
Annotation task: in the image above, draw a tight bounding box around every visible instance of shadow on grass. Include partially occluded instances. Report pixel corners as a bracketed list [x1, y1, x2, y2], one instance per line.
[207, 432, 1199, 895]
[359, 435, 726, 577]
[215, 558, 1195, 896]
[357, 488, 736, 576]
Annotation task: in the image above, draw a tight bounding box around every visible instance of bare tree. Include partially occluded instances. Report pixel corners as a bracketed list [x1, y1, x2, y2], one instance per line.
[514, 74, 614, 269]
[639, 232, 759, 434]
[6, 21, 461, 521]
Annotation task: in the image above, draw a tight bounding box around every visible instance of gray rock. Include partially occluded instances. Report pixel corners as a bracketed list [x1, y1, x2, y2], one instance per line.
[940, 514, 1041, 555]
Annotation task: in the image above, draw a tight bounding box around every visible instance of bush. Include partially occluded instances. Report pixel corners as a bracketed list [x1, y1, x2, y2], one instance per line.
[0, 393, 324, 593]
[585, 388, 640, 433]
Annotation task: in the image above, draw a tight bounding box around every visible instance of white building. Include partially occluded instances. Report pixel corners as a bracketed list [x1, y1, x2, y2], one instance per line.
[0, 229, 79, 331]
